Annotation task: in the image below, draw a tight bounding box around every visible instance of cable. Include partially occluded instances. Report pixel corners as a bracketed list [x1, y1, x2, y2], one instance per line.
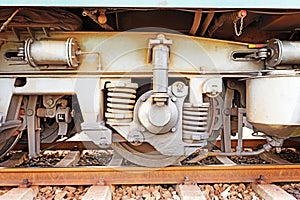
[0, 9, 19, 32]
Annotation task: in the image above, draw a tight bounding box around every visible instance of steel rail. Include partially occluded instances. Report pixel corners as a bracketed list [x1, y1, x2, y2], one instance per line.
[0, 165, 300, 186]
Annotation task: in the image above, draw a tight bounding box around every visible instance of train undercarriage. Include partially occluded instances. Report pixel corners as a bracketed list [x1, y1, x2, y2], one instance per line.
[1, 5, 300, 167]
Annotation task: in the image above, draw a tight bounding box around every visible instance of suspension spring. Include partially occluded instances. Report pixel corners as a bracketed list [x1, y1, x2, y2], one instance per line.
[105, 82, 138, 126]
[182, 102, 210, 143]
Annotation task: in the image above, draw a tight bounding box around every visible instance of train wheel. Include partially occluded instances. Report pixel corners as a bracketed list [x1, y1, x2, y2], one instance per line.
[0, 96, 23, 158]
[112, 142, 184, 167]
[0, 135, 21, 159]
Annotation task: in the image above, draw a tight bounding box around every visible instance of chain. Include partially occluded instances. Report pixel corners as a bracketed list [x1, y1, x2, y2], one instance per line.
[234, 16, 244, 37]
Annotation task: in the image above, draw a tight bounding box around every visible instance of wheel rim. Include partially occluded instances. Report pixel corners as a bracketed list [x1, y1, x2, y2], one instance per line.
[112, 142, 184, 167]
[0, 96, 23, 159]
[0, 134, 21, 159]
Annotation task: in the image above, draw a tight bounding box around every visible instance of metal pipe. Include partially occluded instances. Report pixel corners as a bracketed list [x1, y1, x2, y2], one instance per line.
[266, 39, 300, 67]
[199, 10, 215, 36]
[78, 51, 102, 71]
[236, 108, 245, 153]
[208, 10, 247, 37]
[0, 9, 19, 32]
[186, 143, 272, 163]
[189, 9, 202, 35]
[208, 143, 272, 156]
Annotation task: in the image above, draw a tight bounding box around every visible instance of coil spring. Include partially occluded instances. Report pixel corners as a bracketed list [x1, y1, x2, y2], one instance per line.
[105, 82, 138, 126]
[182, 102, 210, 143]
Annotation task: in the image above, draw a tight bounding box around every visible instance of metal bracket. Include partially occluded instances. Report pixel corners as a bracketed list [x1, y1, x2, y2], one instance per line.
[221, 88, 234, 153]
[147, 33, 172, 63]
[82, 123, 112, 147]
[26, 96, 40, 158]
[0, 120, 21, 132]
[236, 108, 246, 153]
[227, 80, 246, 107]
[231, 48, 268, 62]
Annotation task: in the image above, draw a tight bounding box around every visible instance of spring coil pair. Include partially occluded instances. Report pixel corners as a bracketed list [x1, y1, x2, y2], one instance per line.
[105, 82, 138, 126]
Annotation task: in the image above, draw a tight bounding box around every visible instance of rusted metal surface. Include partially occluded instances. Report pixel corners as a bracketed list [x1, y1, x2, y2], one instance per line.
[0, 165, 299, 186]
[189, 9, 202, 35]
[260, 14, 300, 31]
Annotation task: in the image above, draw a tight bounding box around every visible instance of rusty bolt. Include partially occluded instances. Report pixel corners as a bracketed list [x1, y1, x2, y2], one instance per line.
[20, 179, 31, 188]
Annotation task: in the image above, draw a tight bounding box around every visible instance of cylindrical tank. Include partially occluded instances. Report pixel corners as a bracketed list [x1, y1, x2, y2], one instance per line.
[246, 74, 300, 138]
[24, 37, 80, 68]
[266, 39, 300, 67]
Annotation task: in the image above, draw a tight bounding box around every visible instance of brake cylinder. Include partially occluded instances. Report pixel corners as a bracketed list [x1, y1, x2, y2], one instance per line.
[266, 38, 300, 67]
[24, 37, 80, 68]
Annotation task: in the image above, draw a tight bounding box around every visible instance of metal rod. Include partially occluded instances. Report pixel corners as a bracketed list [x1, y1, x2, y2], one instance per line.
[208, 143, 272, 156]
[236, 108, 245, 153]
[0, 9, 20, 32]
[221, 88, 234, 152]
[189, 9, 202, 35]
[26, 95, 40, 159]
[78, 51, 102, 71]
[199, 9, 215, 36]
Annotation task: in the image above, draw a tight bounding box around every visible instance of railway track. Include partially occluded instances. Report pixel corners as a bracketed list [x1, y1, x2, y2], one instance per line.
[0, 164, 300, 186]
[0, 165, 299, 199]
[0, 145, 299, 199]
[1, 3, 300, 200]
